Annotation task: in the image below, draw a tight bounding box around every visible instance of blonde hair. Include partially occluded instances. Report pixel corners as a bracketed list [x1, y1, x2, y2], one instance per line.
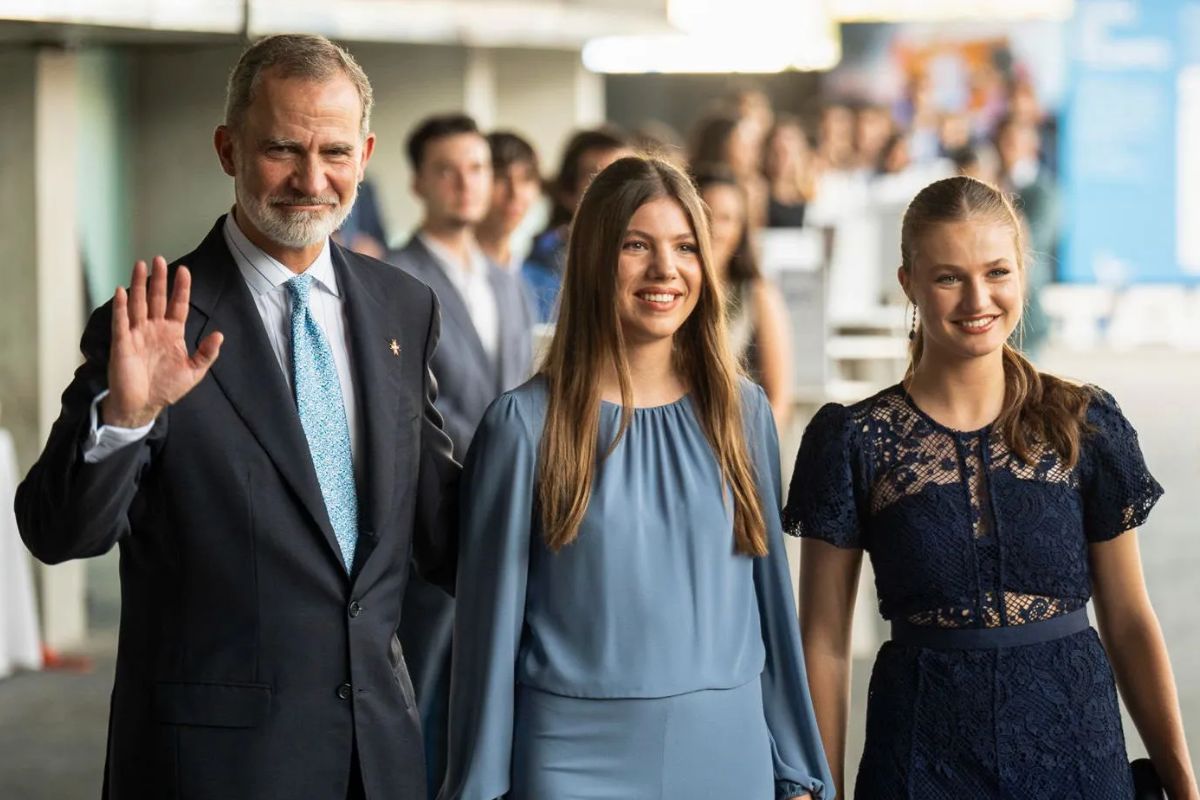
[537, 156, 767, 556]
[901, 176, 1092, 467]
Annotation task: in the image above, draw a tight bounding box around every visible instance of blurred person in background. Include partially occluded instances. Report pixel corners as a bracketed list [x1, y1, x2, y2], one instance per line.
[476, 131, 541, 274]
[948, 142, 1002, 186]
[789, 176, 1197, 800]
[763, 114, 815, 229]
[995, 113, 1059, 258]
[937, 111, 974, 156]
[730, 87, 776, 182]
[522, 126, 630, 322]
[816, 102, 857, 173]
[805, 102, 871, 254]
[730, 87, 775, 147]
[690, 112, 748, 171]
[1007, 74, 1042, 127]
[875, 131, 912, 176]
[16, 34, 459, 800]
[970, 55, 1013, 136]
[691, 112, 769, 229]
[333, 178, 389, 258]
[697, 167, 793, 429]
[1007, 74, 1058, 176]
[901, 75, 942, 164]
[630, 119, 687, 165]
[874, 131, 954, 207]
[389, 113, 533, 457]
[995, 112, 1058, 357]
[440, 154, 831, 800]
[854, 104, 895, 176]
[387, 112, 534, 799]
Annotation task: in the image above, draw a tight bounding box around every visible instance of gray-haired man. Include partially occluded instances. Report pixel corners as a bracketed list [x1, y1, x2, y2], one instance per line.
[16, 34, 458, 800]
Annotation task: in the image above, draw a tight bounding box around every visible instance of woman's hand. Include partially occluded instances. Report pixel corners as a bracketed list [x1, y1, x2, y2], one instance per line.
[1091, 532, 1198, 800]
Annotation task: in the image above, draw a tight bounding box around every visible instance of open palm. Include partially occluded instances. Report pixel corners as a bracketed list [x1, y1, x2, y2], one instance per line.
[101, 256, 223, 429]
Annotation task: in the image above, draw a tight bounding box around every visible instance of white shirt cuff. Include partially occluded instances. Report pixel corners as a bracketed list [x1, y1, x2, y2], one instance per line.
[83, 390, 156, 464]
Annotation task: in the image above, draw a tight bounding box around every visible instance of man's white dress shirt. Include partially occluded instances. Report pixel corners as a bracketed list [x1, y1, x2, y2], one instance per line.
[85, 213, 360, 469]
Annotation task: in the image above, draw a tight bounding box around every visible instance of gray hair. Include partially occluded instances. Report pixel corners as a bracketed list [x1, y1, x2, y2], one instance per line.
[225, 34, 374, 139]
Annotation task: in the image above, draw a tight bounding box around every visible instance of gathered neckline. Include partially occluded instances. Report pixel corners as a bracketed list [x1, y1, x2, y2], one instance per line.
[599, 394, 691, 413]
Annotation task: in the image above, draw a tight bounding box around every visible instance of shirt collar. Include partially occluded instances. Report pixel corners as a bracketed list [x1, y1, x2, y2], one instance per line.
[223, 210, 340, 298]
[417, 231, 489, 281]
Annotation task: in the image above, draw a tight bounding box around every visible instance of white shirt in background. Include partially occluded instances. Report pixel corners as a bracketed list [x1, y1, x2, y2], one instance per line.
[418, 232, 499, 364]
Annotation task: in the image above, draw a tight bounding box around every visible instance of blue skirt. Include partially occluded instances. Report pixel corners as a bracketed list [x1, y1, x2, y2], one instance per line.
[511, 679, 776, 800]
[857, 611, 1134, 799]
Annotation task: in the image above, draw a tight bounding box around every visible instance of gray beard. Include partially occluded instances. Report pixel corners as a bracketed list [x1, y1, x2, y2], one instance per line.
[234, 180, 357, 249]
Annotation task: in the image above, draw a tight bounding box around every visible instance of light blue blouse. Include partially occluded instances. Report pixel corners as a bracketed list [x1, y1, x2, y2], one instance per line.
[439, 377, 833, 800]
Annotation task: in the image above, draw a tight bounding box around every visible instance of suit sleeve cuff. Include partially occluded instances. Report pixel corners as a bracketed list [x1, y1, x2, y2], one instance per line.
[83, 390, 155, 464]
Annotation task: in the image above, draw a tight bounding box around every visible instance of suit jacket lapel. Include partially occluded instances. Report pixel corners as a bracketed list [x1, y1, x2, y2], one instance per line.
[334, 244, 403, 580]
[187, 218, 344, 569]
[406, 237, 492, 376]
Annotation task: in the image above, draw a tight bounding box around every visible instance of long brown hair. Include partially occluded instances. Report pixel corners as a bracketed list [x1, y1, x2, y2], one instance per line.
[537, 155, 767, 556]
[901, 176, 1092, 467]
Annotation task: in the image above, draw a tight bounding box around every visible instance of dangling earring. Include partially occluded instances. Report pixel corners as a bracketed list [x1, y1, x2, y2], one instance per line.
[908, 303, 918, 341]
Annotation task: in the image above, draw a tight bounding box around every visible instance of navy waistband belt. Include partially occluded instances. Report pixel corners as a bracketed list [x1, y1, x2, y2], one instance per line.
[889, 607, 1089, 650]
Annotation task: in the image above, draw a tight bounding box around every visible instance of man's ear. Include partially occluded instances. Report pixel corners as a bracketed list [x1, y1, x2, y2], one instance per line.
[357, 132, 376, 182]
[214, 126, 237, 178]
[410, 167, 425, 201]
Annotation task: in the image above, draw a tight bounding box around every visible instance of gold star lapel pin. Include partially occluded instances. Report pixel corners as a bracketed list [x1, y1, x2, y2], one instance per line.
[389, 338, 400, 357]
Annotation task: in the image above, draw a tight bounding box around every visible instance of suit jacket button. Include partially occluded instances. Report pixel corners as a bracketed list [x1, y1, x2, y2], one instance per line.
[348, 601, 362, 618]
[337, 683, 352, 700]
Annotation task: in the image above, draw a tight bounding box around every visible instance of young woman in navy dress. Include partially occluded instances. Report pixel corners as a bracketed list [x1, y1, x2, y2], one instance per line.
[787, 176, 1197, 799]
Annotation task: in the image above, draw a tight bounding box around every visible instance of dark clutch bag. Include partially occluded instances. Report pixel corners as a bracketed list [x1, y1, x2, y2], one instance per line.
[1131, 758, 1165, 800]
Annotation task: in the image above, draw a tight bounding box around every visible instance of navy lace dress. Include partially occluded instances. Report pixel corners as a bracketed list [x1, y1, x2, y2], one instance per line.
[784, 384, 1163, 799]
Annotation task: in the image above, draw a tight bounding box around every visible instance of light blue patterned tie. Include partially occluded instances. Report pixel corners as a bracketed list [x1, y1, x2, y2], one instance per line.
[287, 274, 358, 572]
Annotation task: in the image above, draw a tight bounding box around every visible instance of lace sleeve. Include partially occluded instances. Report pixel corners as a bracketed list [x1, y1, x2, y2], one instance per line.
[1081, 388, 1163, 543]
[783, 402, 862, 549]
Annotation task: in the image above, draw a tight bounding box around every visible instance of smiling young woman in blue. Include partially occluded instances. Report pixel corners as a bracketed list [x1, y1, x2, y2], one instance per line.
[438, 156, 832, 800]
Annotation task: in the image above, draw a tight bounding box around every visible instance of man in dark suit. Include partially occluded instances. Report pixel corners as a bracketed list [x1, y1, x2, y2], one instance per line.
[386, 113, 533, 797]
[15, 34, 456, 800]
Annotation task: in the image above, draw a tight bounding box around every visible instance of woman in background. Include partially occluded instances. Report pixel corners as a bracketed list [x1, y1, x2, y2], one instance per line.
[696, 167, 793, 430]
[521, 126, 629, 322]
[440, 155, 831, 800]
[691, 112, 768, 230]
[789, 175, 1197, 799]
[763, 115, 815, 229]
